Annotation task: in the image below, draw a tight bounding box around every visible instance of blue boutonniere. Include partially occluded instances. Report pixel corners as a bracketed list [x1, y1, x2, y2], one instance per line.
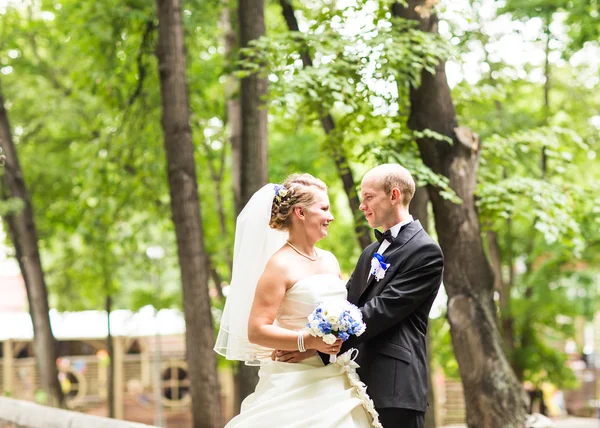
[370, 253, 390, 281]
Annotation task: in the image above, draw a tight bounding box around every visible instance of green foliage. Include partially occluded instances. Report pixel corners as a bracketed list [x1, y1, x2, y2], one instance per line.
[563, 0, 600, 54]
[0, 196, 24, 217]
[238, 13, 447, 121]
[454, 5, 599, 389]
[501, 0, 600, 55]
[239, 0, 458, 209]
[429, 314, 461, 379]
[356, 123, 460, 203]
[0, 0, 226, 313]
[477, 124, 591, 255]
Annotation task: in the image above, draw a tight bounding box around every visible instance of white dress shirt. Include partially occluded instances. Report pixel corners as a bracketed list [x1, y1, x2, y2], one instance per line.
[375, 215, 414, 255]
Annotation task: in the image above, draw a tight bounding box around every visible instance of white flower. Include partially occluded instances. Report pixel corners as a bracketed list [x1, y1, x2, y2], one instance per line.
[327, 319, 340, 331]
[323, 334, 337, 345]
[355, 323, 366, 336]
[348, 306, 362, 320]
[309, 319, 321, 331]
[324, 302, 343, 320]
[370, 253, 390, 282]
[325, 313, 339, 322]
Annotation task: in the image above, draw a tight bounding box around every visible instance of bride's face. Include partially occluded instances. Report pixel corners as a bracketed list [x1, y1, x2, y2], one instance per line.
[300, 189, 334, 241]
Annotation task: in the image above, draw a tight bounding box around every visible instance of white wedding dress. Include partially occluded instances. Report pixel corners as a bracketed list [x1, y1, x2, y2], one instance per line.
[225, 274, 380, 427]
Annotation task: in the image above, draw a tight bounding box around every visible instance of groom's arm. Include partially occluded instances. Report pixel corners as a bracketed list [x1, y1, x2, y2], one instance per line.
[341, 243, 443, 351]
[345, 269, 357, 292]
[345, 247, 372, 294]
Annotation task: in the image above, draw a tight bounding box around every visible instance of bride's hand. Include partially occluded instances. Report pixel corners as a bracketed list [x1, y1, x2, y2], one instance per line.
[306, 334, 343, 355]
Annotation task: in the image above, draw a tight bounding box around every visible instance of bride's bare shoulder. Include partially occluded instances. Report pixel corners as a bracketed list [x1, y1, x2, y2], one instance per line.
[318, 249, 342, 277]
[262, 247, 295, 278]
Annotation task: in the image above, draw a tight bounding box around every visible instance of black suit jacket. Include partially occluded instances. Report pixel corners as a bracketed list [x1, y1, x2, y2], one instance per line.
[339, 220, 443, 412]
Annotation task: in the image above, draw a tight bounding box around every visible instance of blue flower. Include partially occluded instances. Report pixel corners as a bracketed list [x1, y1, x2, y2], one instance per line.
[338, 331, 350, 341]
[371, 252, 390, 281]
[347, 321, 363, 335]
[318, 320, 332, 334]
[274, 184, 288, 199]
[373, 252, 386, 265]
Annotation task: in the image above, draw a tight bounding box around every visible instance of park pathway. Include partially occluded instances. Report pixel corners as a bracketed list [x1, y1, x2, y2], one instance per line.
[442, 417, 599, 428]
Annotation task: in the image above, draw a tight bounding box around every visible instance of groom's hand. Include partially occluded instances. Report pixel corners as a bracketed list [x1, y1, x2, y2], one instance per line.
[272, 349, 317, 363]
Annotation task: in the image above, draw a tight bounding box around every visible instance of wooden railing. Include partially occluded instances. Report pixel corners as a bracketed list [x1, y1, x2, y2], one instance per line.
[0, 397, 155, 428]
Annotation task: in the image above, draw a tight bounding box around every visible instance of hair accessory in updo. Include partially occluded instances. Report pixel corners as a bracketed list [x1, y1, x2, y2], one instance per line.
[274, 184, 288, 199]
[269, 174, 327, 231]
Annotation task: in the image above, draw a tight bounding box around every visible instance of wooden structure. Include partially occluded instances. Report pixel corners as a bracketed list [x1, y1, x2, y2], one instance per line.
[0, 308, 236, 427]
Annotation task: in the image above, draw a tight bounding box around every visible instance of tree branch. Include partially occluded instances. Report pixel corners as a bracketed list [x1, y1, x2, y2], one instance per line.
[128, 20, 156, 108]
[279, 0, 371, 249]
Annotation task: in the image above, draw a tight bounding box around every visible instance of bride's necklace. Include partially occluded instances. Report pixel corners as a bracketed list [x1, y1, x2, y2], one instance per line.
[286, 241, 319, 261]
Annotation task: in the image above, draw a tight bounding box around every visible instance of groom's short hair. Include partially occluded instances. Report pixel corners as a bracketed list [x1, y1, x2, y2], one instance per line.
[372, 164, 416, 206]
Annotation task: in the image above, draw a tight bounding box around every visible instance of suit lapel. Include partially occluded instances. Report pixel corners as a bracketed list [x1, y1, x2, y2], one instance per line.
[355, 221, 423, 303]
[348, 242, 379, 303]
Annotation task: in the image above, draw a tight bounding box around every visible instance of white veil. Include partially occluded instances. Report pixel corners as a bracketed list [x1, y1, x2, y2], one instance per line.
[214, 183, 288, 365]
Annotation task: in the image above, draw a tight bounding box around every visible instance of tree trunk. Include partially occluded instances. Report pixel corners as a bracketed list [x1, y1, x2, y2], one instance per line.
[239, 0, 268, 205]
[210, 264, 225, 300]
[541, 15, 551, 174]
[514, 18, 553, 383]
[154, 1, 223, 426]
[411, 187, 436, 428]
[411, 186, 429, 231]
[106, 295, 115, 418]
[487, 230, 515, 365]
[230, 0, 270, 412]
[101, 221, 116, 418]
[233, 363, 258, 415]
[222, 0, 243, 216]
[279, 0, 371, 249]
[0, 90, 65, 408]
[392, 3, 528, 427]
[200, 137, 233, 274]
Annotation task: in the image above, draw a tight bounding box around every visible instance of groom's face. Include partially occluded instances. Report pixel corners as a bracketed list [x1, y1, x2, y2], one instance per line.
[359, 177, 393, 229]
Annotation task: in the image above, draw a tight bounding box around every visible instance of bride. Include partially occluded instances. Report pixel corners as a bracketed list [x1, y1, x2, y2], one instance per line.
[214, 173, 381, 427]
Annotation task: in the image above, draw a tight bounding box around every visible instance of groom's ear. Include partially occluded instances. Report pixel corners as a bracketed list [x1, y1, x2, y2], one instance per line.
[390, 188, 401, 204]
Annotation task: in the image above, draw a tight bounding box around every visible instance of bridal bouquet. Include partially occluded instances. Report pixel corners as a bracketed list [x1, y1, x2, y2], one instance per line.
[306, 300, 366, 362]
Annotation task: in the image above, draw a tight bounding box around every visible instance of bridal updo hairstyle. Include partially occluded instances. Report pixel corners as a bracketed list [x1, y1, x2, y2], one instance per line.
[270, 173, 328, 231]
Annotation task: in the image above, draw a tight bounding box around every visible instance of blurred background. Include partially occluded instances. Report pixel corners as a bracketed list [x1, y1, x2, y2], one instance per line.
[0, 0, 598, 427]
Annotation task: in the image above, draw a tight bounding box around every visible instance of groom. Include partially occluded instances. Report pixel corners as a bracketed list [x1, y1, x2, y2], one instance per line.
[337, 164, 444, 428]
[274, 164, 443, 428]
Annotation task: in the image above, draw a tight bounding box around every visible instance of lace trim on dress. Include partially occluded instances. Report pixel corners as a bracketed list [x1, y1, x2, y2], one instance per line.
[335, 349, 383, 428]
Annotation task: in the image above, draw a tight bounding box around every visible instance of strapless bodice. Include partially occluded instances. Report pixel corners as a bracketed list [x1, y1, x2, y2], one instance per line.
[275, 274, 346, 331]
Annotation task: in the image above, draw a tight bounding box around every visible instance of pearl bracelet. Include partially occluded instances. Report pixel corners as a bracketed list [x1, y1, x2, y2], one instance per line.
[297, 331, 306, 353]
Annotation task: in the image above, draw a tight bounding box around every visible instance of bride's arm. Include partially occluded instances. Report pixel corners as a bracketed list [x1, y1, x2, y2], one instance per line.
[247, 259, 340, 354]
[272, 251, 344, 363]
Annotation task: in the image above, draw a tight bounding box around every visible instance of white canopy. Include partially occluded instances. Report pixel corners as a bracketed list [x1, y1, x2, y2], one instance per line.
[0, 306, 186, 341]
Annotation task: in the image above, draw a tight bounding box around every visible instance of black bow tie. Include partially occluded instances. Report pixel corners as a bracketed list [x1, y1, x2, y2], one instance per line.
[374, 229, 394, 244]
